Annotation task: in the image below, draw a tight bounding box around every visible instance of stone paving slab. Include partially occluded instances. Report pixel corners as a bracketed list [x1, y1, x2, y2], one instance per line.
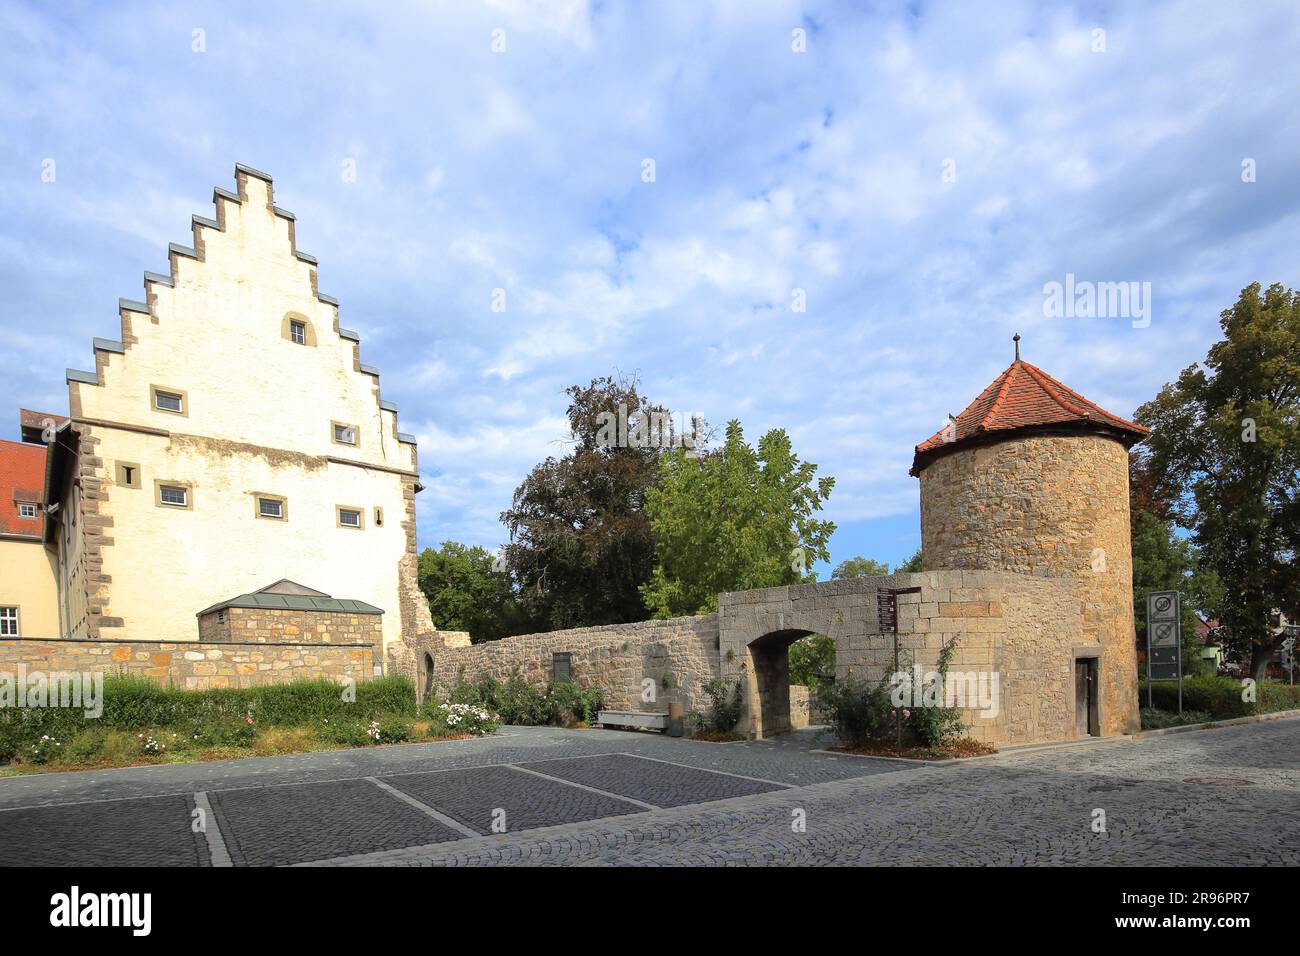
[207, 777, 462, 866]
[383, 764, 646, 835]
[0, 793, 208, 867]
[517, 753, 791, 808]
[0, 727, 893, 811]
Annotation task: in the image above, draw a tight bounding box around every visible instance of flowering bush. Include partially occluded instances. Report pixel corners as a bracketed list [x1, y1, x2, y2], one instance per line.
[139, 733, 165, 755]
[429, 702, 498, 737]
[29, 734, 62, 764]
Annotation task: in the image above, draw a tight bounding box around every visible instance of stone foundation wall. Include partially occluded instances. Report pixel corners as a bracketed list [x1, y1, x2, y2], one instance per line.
[425, 615, 721, 715]
[198, 606, 383, 646]
[0, 637, 375, 691]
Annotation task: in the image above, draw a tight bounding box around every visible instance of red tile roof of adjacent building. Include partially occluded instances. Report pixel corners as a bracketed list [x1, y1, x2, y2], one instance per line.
[0, 438, 47, 537]
[911, 344, 1149, 474]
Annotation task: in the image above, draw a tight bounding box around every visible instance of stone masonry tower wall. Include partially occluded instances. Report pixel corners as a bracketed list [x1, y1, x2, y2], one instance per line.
[918, 432, 1140, 735]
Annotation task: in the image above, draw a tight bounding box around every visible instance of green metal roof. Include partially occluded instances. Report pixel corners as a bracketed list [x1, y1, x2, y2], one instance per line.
[196, 594, 384, 617]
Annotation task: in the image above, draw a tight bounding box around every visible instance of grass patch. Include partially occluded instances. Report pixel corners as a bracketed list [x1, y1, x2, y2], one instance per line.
[0, 674, 501, 775]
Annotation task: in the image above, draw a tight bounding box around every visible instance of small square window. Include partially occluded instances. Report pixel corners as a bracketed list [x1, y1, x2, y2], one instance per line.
[290, 320, 306, 345]
[116, 462, 142, 489]
[0, 607, 17, 637]
[17, 503, 37, 520]
[154, 390, 183, 413]
[337, 507, 362, 529]
[159, 485, 188, 507]
[333, 423, 357, 446]
[258, 498, 283, 519]
[216, 608, 226, 625]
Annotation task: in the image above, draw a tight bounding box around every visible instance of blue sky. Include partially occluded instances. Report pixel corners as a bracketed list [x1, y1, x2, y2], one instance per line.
[2, 0, 1298, 577]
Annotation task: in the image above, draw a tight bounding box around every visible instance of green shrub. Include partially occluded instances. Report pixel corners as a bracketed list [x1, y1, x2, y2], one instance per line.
[1259, 682, 1300, 714]
[65, 728, 108, 760]
[551, 681, 604, 724]
[819, 672, 893, 747]
[692, 676, 743, 735]
[374, 715, 413, 743]
[317, 717, 371, 748]
[1141, 674, 1251, 718]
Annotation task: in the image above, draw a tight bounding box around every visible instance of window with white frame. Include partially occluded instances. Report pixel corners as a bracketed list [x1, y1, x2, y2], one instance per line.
[337, 507, 362, 529]
[17, 503, 37, 520]
[159, 485, 188, 507]
[333, 422, 357, 446]
[258, 497, 284, 519]
[0, 607, 17, 637]
[290, 320, 306, 345]
[154, 389, 183, 413]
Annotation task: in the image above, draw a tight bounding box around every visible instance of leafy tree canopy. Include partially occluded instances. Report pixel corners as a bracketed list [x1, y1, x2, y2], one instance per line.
[640, 420, 835, 618]
[501, 375, 698, 631]
[417, 541, 526, 643]
[1135, 281, 1300, 679]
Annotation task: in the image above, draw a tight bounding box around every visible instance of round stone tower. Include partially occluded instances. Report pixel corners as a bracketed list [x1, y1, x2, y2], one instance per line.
[910, 336, 1148, 735]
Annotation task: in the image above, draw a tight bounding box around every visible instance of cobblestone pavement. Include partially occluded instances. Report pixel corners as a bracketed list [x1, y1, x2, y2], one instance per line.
[1, 719, 1296, 866]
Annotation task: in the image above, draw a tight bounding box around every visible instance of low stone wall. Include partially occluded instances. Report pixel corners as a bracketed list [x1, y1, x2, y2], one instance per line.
[425, 615, 721, 716]
[0, 638, 375, 691]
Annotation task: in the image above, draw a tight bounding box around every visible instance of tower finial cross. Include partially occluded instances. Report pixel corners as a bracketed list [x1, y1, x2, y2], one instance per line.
[1013, 332, 1021, 361]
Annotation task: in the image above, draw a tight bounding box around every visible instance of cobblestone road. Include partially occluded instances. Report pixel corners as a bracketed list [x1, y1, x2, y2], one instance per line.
[1, 719, 1295, 866]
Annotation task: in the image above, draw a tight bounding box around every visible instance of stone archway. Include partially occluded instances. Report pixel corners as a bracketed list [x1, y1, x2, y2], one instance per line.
[746, 628, 817, 738]
[419, 651, 435, 702]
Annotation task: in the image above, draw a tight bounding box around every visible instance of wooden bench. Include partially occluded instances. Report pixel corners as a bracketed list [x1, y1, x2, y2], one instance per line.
[597, 710, 670, 732]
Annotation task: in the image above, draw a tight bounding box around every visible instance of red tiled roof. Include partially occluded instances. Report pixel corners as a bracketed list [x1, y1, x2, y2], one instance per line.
[0, 438, 47, 537]
[912, 357, 1149, 473]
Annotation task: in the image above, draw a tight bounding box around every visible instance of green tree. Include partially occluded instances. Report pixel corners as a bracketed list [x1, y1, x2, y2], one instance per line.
[640, 420, 836, 617]
[831, 548, 923, 577]
[417, 541, 526, 643]
[788, 634, 836, 689]
[832, 556, 891, 578]
[1135, 282, 1300, 680]
[502, 375, 698, 631]
[1130, 509, 1223, 675]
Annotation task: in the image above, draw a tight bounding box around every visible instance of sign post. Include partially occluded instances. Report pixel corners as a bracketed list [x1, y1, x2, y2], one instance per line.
[1146, 590, 1182, 714]
[879, 586, 922, 749]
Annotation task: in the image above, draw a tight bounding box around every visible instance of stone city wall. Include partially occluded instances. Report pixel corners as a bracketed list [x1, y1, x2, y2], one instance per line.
[424, 615, 721, 715]
[0, 637, 375, 691]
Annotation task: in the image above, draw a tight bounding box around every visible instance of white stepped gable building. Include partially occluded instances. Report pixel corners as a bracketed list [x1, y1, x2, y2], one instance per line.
[39, 163, 440, 662]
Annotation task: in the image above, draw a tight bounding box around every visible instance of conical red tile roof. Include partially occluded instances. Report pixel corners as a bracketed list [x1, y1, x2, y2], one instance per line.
[911, 354, 1148, 474]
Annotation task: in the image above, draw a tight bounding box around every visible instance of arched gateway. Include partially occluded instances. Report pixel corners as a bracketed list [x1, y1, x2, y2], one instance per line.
[408, 340, 1148, 750]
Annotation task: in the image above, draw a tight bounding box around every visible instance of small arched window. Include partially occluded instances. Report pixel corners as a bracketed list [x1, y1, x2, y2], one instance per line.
[281, 312, 317, 346]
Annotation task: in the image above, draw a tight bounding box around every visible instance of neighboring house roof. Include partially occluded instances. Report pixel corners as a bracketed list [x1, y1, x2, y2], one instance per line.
[0, 438, 47, 537]
[254, 579, 331, 597]
[911, 341, 1150, 474]
[197, 590, 383, 616]
[18, 408, 69, 446]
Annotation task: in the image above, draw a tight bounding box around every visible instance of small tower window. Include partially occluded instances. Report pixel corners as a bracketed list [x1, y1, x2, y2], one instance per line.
[337, 506, 363, 529]
[290, 320, 306, 345]
[333, 422, 358, 446]
[151, 387, 186, 415]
